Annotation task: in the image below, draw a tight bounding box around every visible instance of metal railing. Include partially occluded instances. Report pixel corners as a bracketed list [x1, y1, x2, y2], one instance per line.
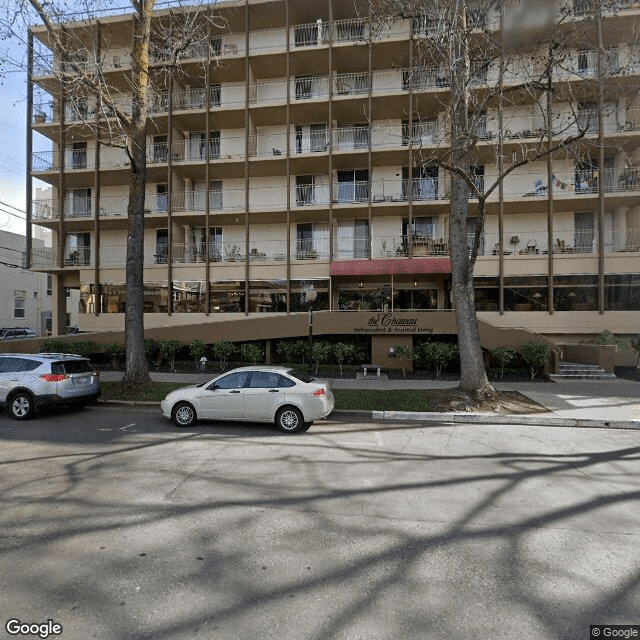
[64, 246, 93, 267]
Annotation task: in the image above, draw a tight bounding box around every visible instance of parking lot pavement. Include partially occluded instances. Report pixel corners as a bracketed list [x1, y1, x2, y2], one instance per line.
[0, 405, 638, 640]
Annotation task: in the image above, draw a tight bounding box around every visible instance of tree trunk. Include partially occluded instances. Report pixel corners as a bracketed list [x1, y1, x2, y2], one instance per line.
[122, 127, 150, 387]
[448, 0, 496, 402]
[122, 1, 154, 388]
[449, 179, 495, 401]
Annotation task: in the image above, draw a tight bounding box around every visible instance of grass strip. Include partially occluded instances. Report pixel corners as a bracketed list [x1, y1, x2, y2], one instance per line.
[332, 389, 431, 412]
[101, 381, 192, 402]
[101, 382, 431, 411]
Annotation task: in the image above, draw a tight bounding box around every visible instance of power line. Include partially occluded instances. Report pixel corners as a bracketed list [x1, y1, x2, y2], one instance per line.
[0, 207, 26, 221]
[0, 200, 27, 215]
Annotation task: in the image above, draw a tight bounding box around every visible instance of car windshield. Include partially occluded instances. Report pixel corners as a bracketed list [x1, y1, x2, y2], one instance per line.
[52, 360, 94, 374]
[287, 370, 314, 383]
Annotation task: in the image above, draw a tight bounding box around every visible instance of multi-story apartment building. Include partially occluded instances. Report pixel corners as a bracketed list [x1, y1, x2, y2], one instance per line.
[26, 0, 640, 365]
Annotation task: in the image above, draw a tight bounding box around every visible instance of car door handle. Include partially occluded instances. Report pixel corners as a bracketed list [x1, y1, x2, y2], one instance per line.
[229, 389, 241, 394]
[269, 389, 279, 393]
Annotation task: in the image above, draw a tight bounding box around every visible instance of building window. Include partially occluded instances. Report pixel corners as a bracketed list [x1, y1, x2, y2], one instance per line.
[155, 229, 168, 263]
[152, 135, 168, 163]
[69, 188, 92, 218]
[156, 184, 168, 212]
[14, 290, 25, 318]
[336, 169, 369, 203]
[189, 131, 220, 160]
[69, 141, 87, 169]
[46, 274, 52, 296]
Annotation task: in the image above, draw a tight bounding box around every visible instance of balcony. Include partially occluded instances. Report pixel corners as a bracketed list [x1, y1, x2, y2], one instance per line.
[64, 246, 92, 267]
[481, 228, 640, 257]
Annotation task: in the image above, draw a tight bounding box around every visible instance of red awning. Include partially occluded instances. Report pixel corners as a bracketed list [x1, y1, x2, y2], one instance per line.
[330, 258, 451, 276]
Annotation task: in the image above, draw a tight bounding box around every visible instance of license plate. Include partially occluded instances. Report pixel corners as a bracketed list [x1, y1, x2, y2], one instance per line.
[75, 376, 90, 385]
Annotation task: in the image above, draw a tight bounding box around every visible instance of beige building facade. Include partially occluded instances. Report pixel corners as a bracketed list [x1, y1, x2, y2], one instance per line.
[26, 0, 640, 363]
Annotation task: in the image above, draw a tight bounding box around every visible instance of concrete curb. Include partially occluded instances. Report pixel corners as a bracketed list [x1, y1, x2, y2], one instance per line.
[365, 410, 640, 430]
[99, 401, 640, 430]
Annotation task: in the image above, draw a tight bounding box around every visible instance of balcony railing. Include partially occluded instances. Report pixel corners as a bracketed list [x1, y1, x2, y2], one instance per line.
[335, 72, 370, 95]
[294, 75, 331, 100]
[478, 228, 640, 256]
[64, 246, 92, 267]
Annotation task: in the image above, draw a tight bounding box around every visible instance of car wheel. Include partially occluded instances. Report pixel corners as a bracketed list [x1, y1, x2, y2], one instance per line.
[276, 406, 305, 433]
[9, 392, 35, 421]
[172, 402, 197, 428]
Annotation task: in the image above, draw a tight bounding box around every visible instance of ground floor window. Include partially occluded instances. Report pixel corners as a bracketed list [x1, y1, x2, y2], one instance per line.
[553, 275, 597, 311]
[605, 274, 640, 310]
[474, 275, 605, 311]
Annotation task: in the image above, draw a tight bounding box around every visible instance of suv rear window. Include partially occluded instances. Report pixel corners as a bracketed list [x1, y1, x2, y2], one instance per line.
[51, 360, 94, 374]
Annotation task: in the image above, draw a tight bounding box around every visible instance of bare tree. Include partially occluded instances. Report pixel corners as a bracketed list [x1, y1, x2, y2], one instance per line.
[1, 0, 224, 388]
[369, 0, 637, 404]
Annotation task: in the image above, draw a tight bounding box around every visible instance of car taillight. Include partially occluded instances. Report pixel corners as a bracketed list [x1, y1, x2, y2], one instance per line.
[40, 374, 67, 382]
[311, 387, 326, 397]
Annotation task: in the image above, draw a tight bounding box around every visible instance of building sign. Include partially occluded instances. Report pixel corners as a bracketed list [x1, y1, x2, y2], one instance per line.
[352, 313, 436, 334]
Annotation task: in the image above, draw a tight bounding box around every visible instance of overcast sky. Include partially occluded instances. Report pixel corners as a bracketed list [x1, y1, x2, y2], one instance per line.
[0, 63, 30, 236]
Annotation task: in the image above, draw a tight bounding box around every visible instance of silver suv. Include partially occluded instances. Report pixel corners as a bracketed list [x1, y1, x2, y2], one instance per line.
[0, 353, 101, 420]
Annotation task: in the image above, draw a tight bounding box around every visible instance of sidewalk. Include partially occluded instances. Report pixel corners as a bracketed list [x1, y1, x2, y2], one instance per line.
[98, 370, 640, 430]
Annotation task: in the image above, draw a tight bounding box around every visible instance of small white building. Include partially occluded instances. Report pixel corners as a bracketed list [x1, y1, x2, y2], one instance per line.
[0, 229, 51, 335]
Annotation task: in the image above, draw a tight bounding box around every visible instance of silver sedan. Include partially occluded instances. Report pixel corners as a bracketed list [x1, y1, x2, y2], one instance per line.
[161, 366, 334, 433]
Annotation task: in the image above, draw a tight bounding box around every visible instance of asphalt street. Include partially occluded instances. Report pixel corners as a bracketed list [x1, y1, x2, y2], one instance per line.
[0, 405, 638, 640]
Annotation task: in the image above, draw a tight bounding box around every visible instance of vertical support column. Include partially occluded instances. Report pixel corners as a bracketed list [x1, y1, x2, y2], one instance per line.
[597, 9, 605, 314]
[167, 68, 174, 314]
[498, 7, 504, 315]
[26, 30, 34, 270]
[58, 29, 67, 271]
[285, 0, 291, 312]
[244, 0, 250, 315]
[407, 36, 414, 258]
[546, 69, 554, 315]
[52, 274, 67, 336]
[367, 3, 373, 261]
[205, 24, 212, 315]
[327, 0, 334, 309]
[93, 21, 102, 317]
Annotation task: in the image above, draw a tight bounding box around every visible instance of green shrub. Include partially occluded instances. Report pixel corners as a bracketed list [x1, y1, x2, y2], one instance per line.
[211, 340, 236, 371]
[631, 337, 640, 370]
[522, 341, 550, 379]
[311, 341, 332, 374]
[588, 330, 629, 350]
[159, 339, 183, 371]
[189, 339, 207, 368]
[418, 342, 459, 378]
[102, 342, 125, 369]
[489, 346, 516, 379]
[431, 342, 459, 378]
[276, 340, 298, 364]
[393, 344, 414, 378]
[239, 342, 264, 365]
[40, 339, 66, 353]
[333, 342, 355, 375]
[66, 341, 97, 358]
